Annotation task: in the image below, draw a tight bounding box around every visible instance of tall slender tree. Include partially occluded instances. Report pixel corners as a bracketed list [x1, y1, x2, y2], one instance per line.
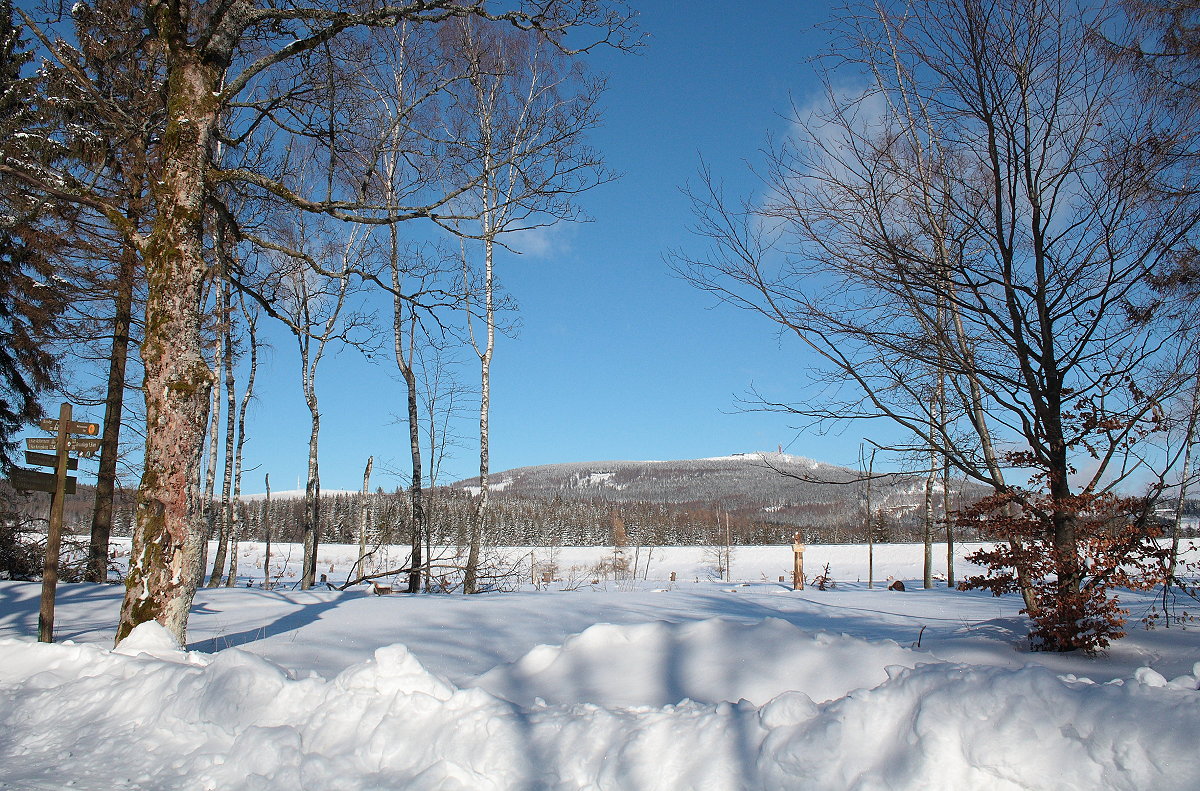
[442, 16, 612, 592]
[269, 215, 373, 589]
[353, 21, 460, 593]
[224, 300, 258, 587]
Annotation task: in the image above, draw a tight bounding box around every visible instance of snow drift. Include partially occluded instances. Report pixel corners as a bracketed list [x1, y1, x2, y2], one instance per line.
[0, 622, 1196, 791]
[475, 617, 929, 706]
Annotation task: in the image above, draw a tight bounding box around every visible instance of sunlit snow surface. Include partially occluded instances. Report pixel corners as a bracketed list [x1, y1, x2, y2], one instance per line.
[0, 541, 1197, 790]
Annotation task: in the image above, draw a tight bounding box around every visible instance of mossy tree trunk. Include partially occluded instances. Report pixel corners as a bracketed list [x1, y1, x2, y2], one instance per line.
[116, 26, 225, 644]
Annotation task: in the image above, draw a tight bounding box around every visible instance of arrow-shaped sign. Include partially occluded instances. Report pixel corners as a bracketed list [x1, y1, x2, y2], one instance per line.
[10, 468, 76, 495]
[68, 438, 103, 456]
[39, 418, 100, 436]
[25, 437, 103, 455]
[24, 451, 77, 470]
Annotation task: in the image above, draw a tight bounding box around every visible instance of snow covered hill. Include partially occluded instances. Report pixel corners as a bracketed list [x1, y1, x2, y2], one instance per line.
[452, 450, 985, 528]
[454, 451, 852, 500]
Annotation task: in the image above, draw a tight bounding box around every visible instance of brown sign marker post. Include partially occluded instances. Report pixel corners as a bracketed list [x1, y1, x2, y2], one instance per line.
[17, 404, 102, 643]
[792, 532, 806, 591]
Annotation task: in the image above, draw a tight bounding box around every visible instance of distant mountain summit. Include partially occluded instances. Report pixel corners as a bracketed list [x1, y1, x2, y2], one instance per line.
[452, 451, 976, 528]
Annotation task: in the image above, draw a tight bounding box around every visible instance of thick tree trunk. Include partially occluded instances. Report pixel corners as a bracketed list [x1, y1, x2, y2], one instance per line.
[1044, 398, 1083, 604]
[116, 43, 222, 644]
[88, 245, 135, 583]
[225, 517, 240, 585]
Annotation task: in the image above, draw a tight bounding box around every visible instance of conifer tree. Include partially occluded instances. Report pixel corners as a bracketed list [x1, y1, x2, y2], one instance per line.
[0, 0, 65, 471]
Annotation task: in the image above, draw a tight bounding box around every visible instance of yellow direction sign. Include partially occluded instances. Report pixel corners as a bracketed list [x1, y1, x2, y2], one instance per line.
[39, 418, 100, 436]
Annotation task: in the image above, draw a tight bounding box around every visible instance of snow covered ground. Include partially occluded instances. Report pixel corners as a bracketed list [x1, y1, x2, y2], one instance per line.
[0, 541, 1197, 790]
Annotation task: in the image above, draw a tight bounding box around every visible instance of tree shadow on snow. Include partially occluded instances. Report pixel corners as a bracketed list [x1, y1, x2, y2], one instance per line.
[0, 581, 123, 642]
[187, 588, 360, 654]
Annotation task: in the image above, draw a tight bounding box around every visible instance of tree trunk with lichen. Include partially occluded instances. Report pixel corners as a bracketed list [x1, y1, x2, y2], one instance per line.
[115, 36, 222, 645]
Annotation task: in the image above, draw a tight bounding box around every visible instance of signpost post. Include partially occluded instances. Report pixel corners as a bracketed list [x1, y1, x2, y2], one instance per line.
[792, 532, 806, 591]
[41, 404, 70, 642]
[13, 404, 104, 643]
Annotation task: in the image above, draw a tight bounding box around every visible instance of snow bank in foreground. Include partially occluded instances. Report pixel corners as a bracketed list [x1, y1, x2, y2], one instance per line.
[0, 624, 1197, 791]
[476, 617, 930, 706]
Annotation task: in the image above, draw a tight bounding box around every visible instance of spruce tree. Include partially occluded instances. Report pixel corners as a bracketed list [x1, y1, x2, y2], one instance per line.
[0, 0, 66, 472]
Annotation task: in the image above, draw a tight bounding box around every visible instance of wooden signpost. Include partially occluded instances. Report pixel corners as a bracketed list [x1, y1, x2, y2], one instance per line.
[792, 532, 806, 591]
[10, 467, 76, 495]
[12, 404, 103, 643]
[25, 436, 102, 455]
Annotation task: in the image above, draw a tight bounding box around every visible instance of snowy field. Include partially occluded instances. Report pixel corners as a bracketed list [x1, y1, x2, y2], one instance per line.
[0, 541, 1197, 790]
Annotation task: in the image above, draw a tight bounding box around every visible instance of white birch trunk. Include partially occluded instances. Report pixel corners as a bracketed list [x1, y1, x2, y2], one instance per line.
[465, 236, 495, 594]
[263, 473, 272, 590]
[1170, 376, 1200, 580]
[209, 280, 236, 587]
[226, 306, 257, 587]
[357, 456, 373, 582]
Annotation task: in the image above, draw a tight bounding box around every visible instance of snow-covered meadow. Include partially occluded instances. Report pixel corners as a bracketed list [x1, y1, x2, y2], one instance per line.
[0, 541, 1197, 790]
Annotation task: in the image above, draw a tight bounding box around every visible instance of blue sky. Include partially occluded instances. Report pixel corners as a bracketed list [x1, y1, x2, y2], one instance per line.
[37, 2, 901, 493]
[235, 2, 864, 492]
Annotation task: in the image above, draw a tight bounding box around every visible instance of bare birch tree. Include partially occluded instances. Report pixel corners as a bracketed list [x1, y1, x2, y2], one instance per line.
[224, 300, 259, 587]
[268, 217, 373, 589]
[12, 0, 634, 644]
[207, 273, 237, 587]
[350, 21, 463, 593]
[674, 0, 1200, 650]
[355, 455, 373, 582]
[262, 472, 272, 590]
[441, 16, 612, 592]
